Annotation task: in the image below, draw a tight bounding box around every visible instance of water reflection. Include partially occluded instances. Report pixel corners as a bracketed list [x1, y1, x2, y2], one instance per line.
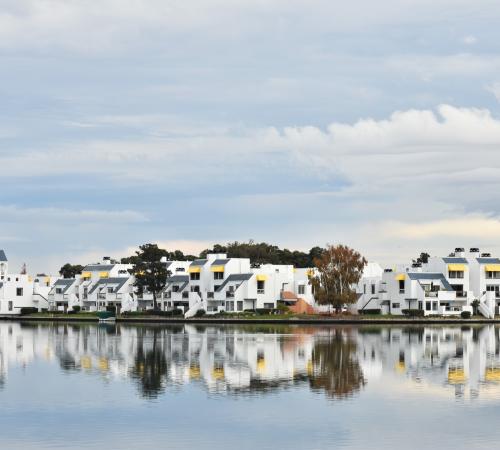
[2, 322, 500, 400]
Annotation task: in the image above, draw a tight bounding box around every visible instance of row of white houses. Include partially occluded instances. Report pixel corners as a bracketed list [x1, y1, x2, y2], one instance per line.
[355, 247, 500, 317]
[2, 247, 500, 317]
[1, 250, 315, 316]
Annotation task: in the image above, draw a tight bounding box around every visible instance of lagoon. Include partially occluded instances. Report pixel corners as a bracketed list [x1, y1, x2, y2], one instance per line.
[0, 322, 499, 449]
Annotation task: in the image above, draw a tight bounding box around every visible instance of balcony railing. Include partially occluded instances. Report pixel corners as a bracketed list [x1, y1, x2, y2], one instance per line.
[226, 291, 235, 299]
[207, 292, 214, 299]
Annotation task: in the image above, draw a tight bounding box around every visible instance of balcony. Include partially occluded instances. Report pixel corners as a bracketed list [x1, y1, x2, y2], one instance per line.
[207, 292, 214, 299]
[226, 291, 235, 299]
[182, 291, 189, 299]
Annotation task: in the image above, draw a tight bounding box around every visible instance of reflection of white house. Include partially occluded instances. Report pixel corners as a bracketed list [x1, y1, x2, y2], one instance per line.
[0, 250, 55, 315]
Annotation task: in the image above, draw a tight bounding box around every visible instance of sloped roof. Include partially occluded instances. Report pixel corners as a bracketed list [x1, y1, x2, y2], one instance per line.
[51, 278, 76, 294]
[443, 257, 468, 264]
[211, 259, 230, 266]
[89, 277, 129, 294]
[407, 272, 453, 291]
[83, 264, 115, 272]
[216, 273, 253, 292]
[0, 250, 7, 262]
[190, 259, 208, 266]
[477, 257, 500, 264]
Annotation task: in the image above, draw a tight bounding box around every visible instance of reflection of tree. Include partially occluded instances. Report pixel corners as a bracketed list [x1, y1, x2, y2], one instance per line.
[309, 330, 365, 399]
[131, 328, 168, 399]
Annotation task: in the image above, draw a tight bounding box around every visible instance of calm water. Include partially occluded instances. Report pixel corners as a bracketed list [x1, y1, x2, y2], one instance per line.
[1, 322, 499, 449]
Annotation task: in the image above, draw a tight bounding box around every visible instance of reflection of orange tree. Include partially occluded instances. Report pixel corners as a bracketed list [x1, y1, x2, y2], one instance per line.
[309, 330, 365, 399]
[130, 328, 168, 399]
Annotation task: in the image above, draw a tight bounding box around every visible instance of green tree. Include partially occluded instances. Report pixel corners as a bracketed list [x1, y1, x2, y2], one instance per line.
[59, 263, 84, 279]
[130, 244, 171, 311]
[309, 244, 367, 312]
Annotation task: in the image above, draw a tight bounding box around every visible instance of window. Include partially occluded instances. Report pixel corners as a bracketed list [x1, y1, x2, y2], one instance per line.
[172, 285, 180, 292]
[237, 301, 243, 311]
[298, 285, 305, 295]
[257, 280, 265, 294]
[8, 301, 13, 311]
[225, 301, 234, 311]
[363, 284, 366, 294]
[486, 285, 500, 297]
[392, 303, 400, 309]
[426, 302, 431, 311]
[56, 288, 63, 294]
[190, 272, 200, 281]
[264, 303, 274, 309]
[107, 287, 114, 294]
[16, 287, 23, 297]
[432, 302, 438, 311]
[398, 280, 405, 294]
[191, 285, 200, 293]
[371, 284, 376, 295]
[214, 271, 224, 280]
[418, 301, 423, 310]
[486, 271, 500, 279]
[449, 271, 464, 279]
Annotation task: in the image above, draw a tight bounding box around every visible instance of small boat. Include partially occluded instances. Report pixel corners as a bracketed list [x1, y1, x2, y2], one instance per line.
[97, 311, 116, 322]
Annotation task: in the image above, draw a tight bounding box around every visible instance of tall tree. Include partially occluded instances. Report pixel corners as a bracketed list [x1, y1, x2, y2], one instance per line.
[59, 263, 84, 279]
[309, 244, 367, 312]
[130, 244, 170, 311]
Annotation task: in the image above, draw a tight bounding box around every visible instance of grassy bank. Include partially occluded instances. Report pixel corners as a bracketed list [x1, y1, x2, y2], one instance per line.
[0, 312, 498, 324]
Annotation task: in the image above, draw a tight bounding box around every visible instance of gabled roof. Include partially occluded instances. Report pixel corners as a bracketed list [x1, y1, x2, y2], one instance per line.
[216, 273, 253, 292]
[477, 257, 500, 264]
[83, 264, 115, 272]
[212, 259, 230, 266]
[407, 272, 453, 291]
[88, 277, 129, 294]
[190, 259, 207, 266]
[443, 257, 468, 264]
[0, 250, 7, 262]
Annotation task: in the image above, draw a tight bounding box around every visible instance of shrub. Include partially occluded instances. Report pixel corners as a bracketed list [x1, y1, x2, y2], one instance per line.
[20, 307, 38, 316]
[359, 309, 381, 315]
[401, 309, 425, 317]
[195, 309, 206, 317]
[72, 305, 81, 313]
[255, 308, 272, 315]
[461, 311, 471, 319]
[276, 303, 290, 314]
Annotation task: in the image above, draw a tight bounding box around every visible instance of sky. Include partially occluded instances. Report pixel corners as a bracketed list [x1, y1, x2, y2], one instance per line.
[1, 0, 500, 273]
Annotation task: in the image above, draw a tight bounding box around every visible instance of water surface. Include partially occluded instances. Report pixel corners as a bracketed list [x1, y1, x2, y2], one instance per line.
[0, 322, 499, 449]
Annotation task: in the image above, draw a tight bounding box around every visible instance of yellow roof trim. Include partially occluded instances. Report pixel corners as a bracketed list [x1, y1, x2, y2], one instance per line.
[188, 266, 201, 274]
[485, 264, 500, 272]
[99, 271, 109, 279]
[211, 266, 225, 273]
[82, 272, 92, 278]
[395, 274, 406, 281]
[256, 274, 268, 281]
[448, 264, 466, 271]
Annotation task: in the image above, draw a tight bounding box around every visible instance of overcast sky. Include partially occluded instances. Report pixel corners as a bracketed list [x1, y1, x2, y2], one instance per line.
[1, 0, 500, 273]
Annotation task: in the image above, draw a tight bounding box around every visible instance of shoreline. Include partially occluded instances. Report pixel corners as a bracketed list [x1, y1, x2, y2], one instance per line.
[1, 315, 500, 325]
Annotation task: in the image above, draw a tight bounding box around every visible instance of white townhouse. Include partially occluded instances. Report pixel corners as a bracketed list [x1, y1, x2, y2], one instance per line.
[0, 250, 55, 314]
[355, 247, 500, 317]
[48, 257, 134, 313]
[161, 253, 316, 317]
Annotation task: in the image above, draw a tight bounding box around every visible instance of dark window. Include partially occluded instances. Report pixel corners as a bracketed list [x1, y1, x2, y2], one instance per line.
[214, 272, 224, 280]
[16, 287, 23, 297]
[257, 280, 265, 294]
[190, 272, 200, 281]
[399, 280, 405, 293]
[371, 284, 376, 295]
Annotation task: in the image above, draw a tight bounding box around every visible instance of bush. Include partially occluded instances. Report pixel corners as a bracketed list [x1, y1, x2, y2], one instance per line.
[195, 309, 206, 317]
[276, 303, 290, 314]
[359, 309, 381, 315]
[255, 308, 272, 315]
[461, 311, 471, 319]
[72, 306, 81, 313]
[401, 309, 425, 317]
[20, 307, 38, 316]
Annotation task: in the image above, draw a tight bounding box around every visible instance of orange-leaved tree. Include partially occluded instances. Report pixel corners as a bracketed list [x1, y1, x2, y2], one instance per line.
[309, 244, 367, 312]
